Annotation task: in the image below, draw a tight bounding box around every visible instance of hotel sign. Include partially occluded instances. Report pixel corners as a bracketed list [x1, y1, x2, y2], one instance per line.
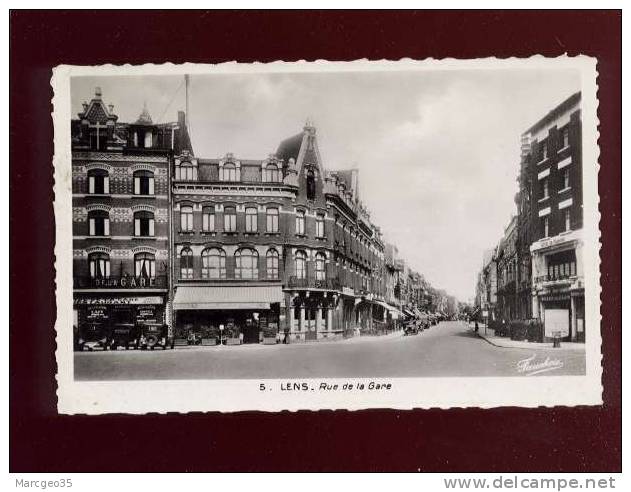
[74, 275, 167, 289]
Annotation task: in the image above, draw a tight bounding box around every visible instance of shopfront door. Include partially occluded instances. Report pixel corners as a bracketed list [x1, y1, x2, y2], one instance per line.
[243, 318, 260, 344]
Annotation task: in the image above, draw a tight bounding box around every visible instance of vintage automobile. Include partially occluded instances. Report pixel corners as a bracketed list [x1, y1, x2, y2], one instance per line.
[140, 323, 171, 350]
[109, 323, 141, 350]
[76, 322, 111, 351]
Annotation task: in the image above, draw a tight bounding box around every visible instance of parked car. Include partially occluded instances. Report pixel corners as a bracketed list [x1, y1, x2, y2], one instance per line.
[109, 323, 141, 350]
[140, 323, 171, 350]
[76, 322, 110, 351]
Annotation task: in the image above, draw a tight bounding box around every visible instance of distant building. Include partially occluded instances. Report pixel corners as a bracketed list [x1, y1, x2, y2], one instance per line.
[496, 216, 518, 322]
[527, 92, 584, 342]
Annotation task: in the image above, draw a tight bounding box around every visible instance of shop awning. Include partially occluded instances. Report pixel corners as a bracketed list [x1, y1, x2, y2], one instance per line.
[413, 308, 424, 318]
[403, 308, 415, 317]
[173, 285, 284, 311]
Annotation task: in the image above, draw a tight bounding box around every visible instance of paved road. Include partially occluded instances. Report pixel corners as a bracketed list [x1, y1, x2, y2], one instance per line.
[74, 321, 586, 380]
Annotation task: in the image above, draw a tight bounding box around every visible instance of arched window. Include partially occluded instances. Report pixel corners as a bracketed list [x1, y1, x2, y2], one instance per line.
[306, 169, 316, 200]
[180, 247, 193, 279]
[266, 207, 279, 233]
[88, 252, 110, 279]
[201, 248, 226, 279]
[177, 162, 195, 181]
[295, 210, 305, 235]
[315, 252, 326, 281]
[88, 210, 110, 236]
[221, 162, 238, 182]
[223, 206, 236, 232]
[134, 170, 155, 195]
[134, 211, 155, 237]
[87, 169, 109, 194]
[264, 163, 280, 182]
[295, 250, 307, 280]
[266, 249, 279, 279]
[245, 207, 258, 233]
[180, 205, 193, 232]
[202, 206, 215, 232]
[235, 248, 259, 280]
[135, 253, 155, 278]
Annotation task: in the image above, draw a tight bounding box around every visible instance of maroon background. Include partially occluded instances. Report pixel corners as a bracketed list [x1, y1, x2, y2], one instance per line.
[10, 10, 621, 472]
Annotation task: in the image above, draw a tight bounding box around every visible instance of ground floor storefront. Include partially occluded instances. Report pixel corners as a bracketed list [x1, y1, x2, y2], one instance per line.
[74, 292, 167, 328]
[73, 291, 168, 347]
[172, 284, 283, 345]
[532, 289, 585, 343]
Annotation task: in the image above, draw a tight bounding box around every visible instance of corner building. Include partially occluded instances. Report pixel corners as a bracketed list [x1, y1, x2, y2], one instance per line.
[72, 88, 190, 334]
[171, 123, 389, 343]
[525, 92, 585, 342]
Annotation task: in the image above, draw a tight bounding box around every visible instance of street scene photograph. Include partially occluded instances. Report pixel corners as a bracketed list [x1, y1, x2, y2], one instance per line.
[65, 61, 592, 383]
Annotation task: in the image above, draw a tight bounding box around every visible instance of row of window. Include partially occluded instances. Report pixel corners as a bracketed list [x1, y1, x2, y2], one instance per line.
[179, 206, 326, 236]
[539, 126, 571, 162]
[88, 210, 155, 237]
[178, 248, 327, 280]
[87, 169, 156, 195]
[540, 168, 571, 200]
[176, 162, 283, 183]
[89, 252, 155, 279]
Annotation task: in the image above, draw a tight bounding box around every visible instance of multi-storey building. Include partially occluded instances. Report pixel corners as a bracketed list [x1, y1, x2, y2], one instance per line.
[72, 88, 190, 335]
[170, 122, 391, 343]
[515, 132, 534, 319]
[496, 216, 518, 322]
[527, 92, 584, 342]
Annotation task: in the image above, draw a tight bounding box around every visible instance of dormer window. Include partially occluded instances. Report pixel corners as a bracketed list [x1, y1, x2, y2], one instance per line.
[263, 163, 281, 182]
[221, 162, 240, 182]
[306, 170, 316, 200]
[176, 161, 197, 181]
[144, 131, 153, 148]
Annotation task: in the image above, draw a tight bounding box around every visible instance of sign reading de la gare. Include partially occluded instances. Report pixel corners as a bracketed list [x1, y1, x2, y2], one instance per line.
[92, 276, 158, 288]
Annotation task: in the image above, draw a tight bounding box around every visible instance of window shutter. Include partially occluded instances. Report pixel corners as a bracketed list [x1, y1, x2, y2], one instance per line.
[105, 260, 110, 278]
[134, 177, 140, 195]
[134, 219, 140, 236]
[88, 177, 95, 194]
[104, 218, 110, 236]
[103, 176, 110, 194]
[307, 260, 315, 281]
[90, 261, 95, 278]
[148, 177, 154, 195]
[149, 219, 155, 237]
[89, 218, 95, 236]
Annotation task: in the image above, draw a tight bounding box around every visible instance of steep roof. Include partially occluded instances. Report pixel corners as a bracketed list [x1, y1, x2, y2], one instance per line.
[275, 132, 303, 164]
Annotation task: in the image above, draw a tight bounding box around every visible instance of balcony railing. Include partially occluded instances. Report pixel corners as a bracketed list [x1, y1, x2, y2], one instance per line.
[287, 276, 341, 290]
[534, 273, 575, 284]
[74, 275, 168, 289]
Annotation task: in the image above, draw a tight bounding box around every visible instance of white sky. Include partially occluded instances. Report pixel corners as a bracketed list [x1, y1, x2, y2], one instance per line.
[72, 68, 580, 302]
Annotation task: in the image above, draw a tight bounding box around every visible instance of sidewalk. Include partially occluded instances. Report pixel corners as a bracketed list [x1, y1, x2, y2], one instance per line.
[469, 323, 585, 351]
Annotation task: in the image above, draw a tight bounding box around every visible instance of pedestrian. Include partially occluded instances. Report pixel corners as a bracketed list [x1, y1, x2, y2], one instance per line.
[474, 320, 479, 334]
[283, 327, 290, 344]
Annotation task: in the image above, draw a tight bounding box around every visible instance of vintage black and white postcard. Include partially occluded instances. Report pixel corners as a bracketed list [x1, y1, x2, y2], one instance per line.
[52, 57, 602, 414]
